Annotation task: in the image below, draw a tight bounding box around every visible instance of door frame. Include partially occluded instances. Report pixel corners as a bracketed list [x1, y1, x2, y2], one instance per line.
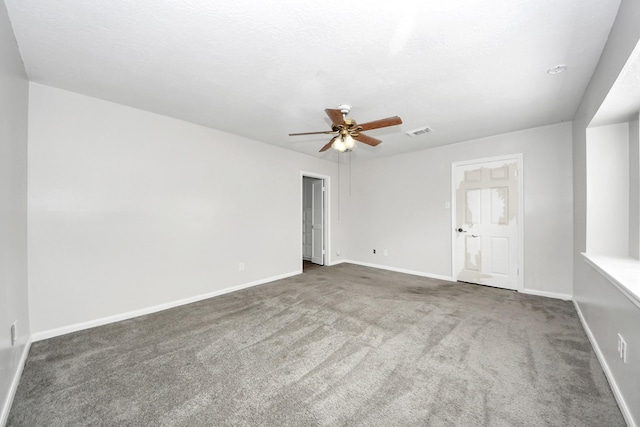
[301, 171, 331, 268]
[450, 154, 524, 292]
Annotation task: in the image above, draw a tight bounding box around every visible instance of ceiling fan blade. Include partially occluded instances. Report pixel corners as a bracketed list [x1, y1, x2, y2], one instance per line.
[358, 116, 403, 131]
[319, 136, 337, 152]
[289, 130, 337, 136]
[325, 109, 345, 126]
[353, 133, 382, 147]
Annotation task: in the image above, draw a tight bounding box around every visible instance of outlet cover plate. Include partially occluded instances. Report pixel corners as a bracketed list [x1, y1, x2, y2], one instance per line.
[11, 321, 17, 346]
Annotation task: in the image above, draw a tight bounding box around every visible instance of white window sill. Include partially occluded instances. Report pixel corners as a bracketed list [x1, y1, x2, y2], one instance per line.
[582, 253, 640, 309]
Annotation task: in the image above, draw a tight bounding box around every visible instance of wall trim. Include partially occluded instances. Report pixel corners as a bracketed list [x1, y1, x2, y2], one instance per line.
[521, 288, 572, 300]
[345, 261, 572, 300]
[1, 338, 32, 427]
[31, 270, 301, 342]
[345, 260, 455, 282]
[573, 299, 636, 427]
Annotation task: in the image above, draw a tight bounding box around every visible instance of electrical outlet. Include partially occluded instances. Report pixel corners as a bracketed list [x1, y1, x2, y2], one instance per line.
[383, 249, 388, 256]
[11, 321, 17, 346]
[618, 333, 627, 363]
[617, 333, 622, 357]
[238, 262, 245, 272]
[373, 249, 376, 254]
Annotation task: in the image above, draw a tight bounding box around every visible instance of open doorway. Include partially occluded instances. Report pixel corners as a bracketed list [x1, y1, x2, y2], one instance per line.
[301, 173, 329, 272]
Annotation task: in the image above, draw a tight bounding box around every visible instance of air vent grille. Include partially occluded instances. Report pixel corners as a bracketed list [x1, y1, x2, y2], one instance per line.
[406, 126, 433, 137]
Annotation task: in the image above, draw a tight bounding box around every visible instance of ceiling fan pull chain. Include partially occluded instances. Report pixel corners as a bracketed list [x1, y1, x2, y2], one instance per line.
[349, 151, 352, 197]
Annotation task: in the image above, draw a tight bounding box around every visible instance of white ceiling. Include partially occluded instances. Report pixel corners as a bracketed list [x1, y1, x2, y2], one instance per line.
[5, 0, 621, 161]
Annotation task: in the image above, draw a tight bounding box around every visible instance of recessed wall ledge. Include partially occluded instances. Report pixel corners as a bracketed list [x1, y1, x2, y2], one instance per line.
[582, 253, 640, 309]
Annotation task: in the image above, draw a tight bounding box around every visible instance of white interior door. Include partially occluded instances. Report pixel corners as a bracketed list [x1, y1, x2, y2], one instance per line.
[311, 179, 324, 265]
[453, 157, 521, 290]
[303, 209, 312, 259]
[302, 178, 313, 260]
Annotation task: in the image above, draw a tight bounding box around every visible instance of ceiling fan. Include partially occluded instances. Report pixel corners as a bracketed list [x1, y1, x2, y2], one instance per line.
[289, 105, 403, 152]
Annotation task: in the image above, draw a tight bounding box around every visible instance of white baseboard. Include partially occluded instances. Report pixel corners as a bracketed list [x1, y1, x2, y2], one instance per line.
[573, 300, 636, 427]
[1, 337, 32, 427]
[343, 261, 572, 300]
[344, 260, 455, 282]
[31, 270, 301, 342]
[521, 288, 572, 300]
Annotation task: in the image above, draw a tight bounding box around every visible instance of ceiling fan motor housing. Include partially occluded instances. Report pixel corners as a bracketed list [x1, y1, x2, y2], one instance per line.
[337, 104, 351, 115]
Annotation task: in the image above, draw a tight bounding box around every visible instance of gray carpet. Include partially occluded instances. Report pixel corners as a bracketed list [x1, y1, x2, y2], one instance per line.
[8, 264, 624, 426]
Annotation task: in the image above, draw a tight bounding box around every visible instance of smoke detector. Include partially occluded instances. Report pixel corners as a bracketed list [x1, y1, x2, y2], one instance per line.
[406, 126, 433, 137]
[547, 64, 567, 75]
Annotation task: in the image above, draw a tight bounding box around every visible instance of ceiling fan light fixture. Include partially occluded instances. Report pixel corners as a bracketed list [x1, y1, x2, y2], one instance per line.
[333, 133, 355, 152]
[333, 137, 347, 152]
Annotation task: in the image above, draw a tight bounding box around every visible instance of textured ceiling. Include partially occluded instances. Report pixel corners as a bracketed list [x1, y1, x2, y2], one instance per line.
[5, 0, 621, 161]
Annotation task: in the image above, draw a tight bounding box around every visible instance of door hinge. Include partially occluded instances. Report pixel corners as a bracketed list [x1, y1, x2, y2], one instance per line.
[322, 186, 325, 192]
[322, 250, 326, 254]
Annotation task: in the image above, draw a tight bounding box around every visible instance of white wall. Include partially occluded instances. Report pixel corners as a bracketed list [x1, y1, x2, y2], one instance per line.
[0, 2, 30, 424]
[586, 123, 629, 256]
[573, 0, 640, 424]
[28, 83, 343, 337]
[630, 114, 639, 259]
[345, 122, 573, 297]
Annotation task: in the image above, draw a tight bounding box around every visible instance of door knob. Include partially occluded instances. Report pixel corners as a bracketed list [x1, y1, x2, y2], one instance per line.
[457, 228, 466, 233]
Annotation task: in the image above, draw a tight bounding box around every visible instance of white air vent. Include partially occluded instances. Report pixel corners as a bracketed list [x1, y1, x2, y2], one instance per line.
[406, 126, 433, 137]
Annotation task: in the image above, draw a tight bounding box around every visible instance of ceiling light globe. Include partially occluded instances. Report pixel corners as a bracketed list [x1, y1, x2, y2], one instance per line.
[344, 134, 356, 150]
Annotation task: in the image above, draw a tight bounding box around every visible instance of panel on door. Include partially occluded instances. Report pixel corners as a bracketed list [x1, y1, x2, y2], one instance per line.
[454, 159, 519, 290]
[311, 179, 324, 265]
[303, 209, 312, 259]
